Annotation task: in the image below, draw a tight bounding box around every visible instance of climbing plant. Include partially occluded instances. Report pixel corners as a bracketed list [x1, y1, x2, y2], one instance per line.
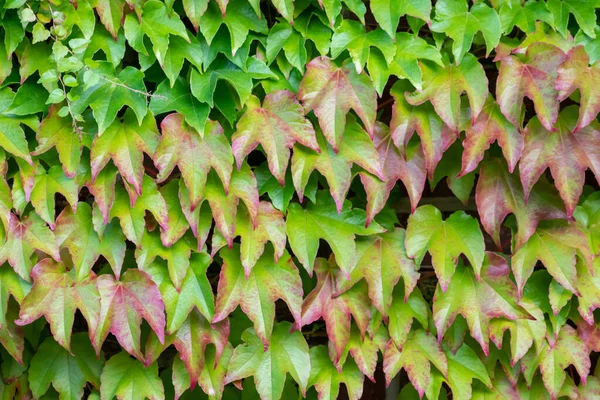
[0, 0, 600, 399]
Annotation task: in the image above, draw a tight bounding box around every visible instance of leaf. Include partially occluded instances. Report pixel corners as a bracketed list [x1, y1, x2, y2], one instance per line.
[29, 334, 103, 400]
[291, 117, 382, 213]
[29, 164, 79, 229]
[319, 0, 366, 27]
[71, 63, 148, 134]
[430, 0, 501, 63]
[224, 322, 310, 400]
[442, 343, 492, 400]
[266, 20, 308, 73]
[100, 352, 164, 400]
[0, 111, 33, 166]
[55, 202, 126, 280]
[547, 0, 597, 39]
[123, 0, 189, 66]
[95, 269, 165, 360]
[370, 0, 431, 39]
[213, 245, 302, 346]
[0, 212, 59, 281]
[91, 109, 159, 196]
[0, 263, 29, 330]
[460, 97, 523, 176]
[5, 83, 46, 116]
[32, 107, 86, 178]
[388, 33, 443, 91]
[110, 175, 168, 246]
[433, 254, 528, 355]
[383, 329, 448, 398]
[16, 259, 100, 352]
[198, 0, 267, 56]
[520, 106, 600, 216]
[233, 91, 318, 184]
[212, 201, 286, 275]
[359, 121, 426, 223]
[498, 0, 553, 34]
[286, 191, 384, 275]
[538, 325, 590, 397]
[183, 0, 209, 31]
[298, 57, 376, 151]
[301, 257, 371, 363]
[475, 158, 567, 249]
[512, 219, 592, 297]
[163, 36, 203, 87]
[330, 21, 395, 74]
[155, 113, 232, 210]
[308, 345, 364, 400]
[390, 81, 455, 177]
[335, 228, 419, 317]
[406, 205, 485, 291]
[556, 45, 600, 133]
[406, 54, 488, 132]
[150, 78, 210, 133]
[387, 285, 429, 349]
[496, 42, 566, 131]
[94, 0, 126, 39]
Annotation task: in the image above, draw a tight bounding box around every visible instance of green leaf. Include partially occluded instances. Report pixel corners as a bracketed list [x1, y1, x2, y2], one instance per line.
[406, 205, 485, 290]
[370, 0, 431, 39]
[95, 0, 126, 39]
[71, 63, 148, 134]
[150, 78, 210, 133]
[286, 191, 384, 275]
[30, 165, 79, 229]
[547, 0, 597, 39]
[5, 82, 47, 115]
[213, 245, 302, 346]
[388, 33, 443, 91]
[224, 321, 310, 400]
[29, 334, 104, 400]
[298, 57, 376, 151]
[430, 0, 501, 63]
[308, 345, 364, 400]
[100, 352, 164, 400]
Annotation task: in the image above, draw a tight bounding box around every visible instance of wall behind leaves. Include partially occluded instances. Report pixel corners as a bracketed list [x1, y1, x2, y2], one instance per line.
[0, 0, 599, 399]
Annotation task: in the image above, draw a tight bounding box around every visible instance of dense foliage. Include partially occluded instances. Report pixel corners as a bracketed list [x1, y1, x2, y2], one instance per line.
[1, 0, 600, 398]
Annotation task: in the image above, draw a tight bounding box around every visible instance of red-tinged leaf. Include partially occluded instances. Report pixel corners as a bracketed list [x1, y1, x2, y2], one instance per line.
[16, 259, 99, 352]
[224, 322, 310, 400]
[405, 54, 488, 132]
[100, 352, 164, 400]
[192, 164, 259, 248]
[489, 297, 546, 366]
[460, 97, 523, 176]
[291, 116, 383, 213]
[32, 107, 89, 178]
[145, 309, 229, 390]
[496, 42, 566, 131]
[359, 121, 426, 224]
[232, 91, 318, 184]
[0, 212, 59, 281]
[172, 343, 233, 400]
[390, 81, 454, 178]
[95, 269, 165, 361]
[335, 325, 388, 381]
[476, 158, 567, 249]
[212, 201, 286, 276]
[286, 191, 384, 276]
[30, 165, 79, 229]
[309, 345, 364, 400]
[433, 254, 529, 355]
[179, 183, 212, 252]
[520, 106, 600, 216]
[91, 110, 160, 196]
[512, 219, 593, 298]
[110, 175, 169, 245]
[577, 319, 600, 353]
[383, 329, 448, 398]
[298, 57, 376, 151]
[55, 202, 126, 280]
[387, 285, 430, 350]
[302, 257, 371, 364]
[574, 257, 600, 325]
[159, 179, 192, 247]
[406, 205, 485, 291]
[556, 46, 600, 132]
[86, 164, 118, 225]
[213, 245, 302, 346]
[334, 228, 419, 317]
[538, 325, 590, 398]
[0, 304, 24, 364]
[155, 114, 233, 211]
